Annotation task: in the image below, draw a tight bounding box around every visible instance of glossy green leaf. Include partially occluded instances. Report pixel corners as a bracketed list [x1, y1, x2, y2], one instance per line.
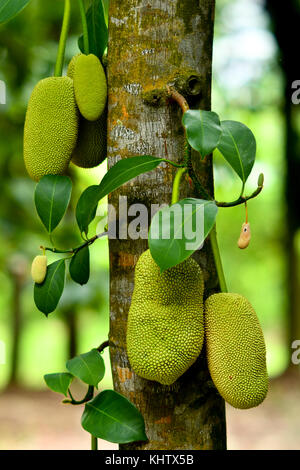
[76, 156, 164, 234]
[149, 198, 218, 272]
[0, 0, 31, 24]
[78, 0, 108, 59]
[217, 120, 256, 183]
[81, 390, 147, 443]
[44, 373, 73, 397]
[182, 110, 222, 158]
[35, 175, 72, 233]
[69, 246, 90, 285]
[66, 349, 105, 387]
[34, 259, 65, 316]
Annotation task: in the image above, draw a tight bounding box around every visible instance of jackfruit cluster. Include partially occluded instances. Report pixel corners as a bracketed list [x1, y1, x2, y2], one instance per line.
[31, 255, 47, 284]
[126, 249, 205, 385]
[126, 250, 268, 410]
[24, 77, 78, 181]
[204, 292, 268, 409]
[23, 53, 108, 180]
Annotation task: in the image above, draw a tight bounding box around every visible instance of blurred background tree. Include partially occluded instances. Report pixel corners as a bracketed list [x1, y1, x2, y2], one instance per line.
[0, 0, 299, 450]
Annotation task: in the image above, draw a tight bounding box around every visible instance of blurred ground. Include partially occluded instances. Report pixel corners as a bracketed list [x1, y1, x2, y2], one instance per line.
[1, 374, 300, 450]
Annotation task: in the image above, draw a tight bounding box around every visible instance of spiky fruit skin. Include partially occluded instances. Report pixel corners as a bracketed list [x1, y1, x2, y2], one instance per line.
[126, 250, 204, 385]
[31, 255, 47, 284]
[205, 293, 268, 409]
[73, 54, 107, 121]
[71, 112, 107, 168]
[67, 53, 81, 80]
[24, 77, 78, 181]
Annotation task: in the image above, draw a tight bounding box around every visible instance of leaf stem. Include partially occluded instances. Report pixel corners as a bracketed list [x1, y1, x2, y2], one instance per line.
[65, 384, 94, 405]
[210, 225, 227, 293]
[41, 231, 108, 255]
[78, 0, 89, 54]
[54, 0, 71, 77]
[171, 168, 187, 204]
[91, 435, 98, 450]
[215, 182, 263, 207]
[97, 340, 109, 353]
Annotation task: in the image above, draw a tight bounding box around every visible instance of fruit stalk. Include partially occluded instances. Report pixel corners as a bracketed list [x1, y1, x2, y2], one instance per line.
[54, 0, 71, 77]
[78, 0, 89, 55]
[210, 225, 228, 293]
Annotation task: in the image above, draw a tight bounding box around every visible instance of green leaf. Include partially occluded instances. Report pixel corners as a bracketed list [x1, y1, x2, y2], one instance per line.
[35, 175, 72, 234]
[217, 120, 256, 183]
[0, 0, 31, 24]
[34, 259, 65, 316]
[81, 390, 147, 443]
[69, 246, 90, 285]
[66, 349, 105, 387]
[78, 0, 108, 59]
[76, 156, 164, 234]
[149, 198, 218, 272]
[182, 110, 222, 158]
[44, 373, 73, 397]
[102, 0, 109, 25]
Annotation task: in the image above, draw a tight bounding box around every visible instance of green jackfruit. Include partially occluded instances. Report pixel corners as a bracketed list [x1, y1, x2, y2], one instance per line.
[73, 54, 107, 121]
[126, 250, 204, 385]
[71, 113, 107, 168]
[204, 293, 268, 409]
[24, 77, 78, 181]
[31, 255, 47, 284]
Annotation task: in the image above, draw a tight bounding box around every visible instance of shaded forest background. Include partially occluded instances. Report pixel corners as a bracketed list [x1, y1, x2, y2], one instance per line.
[0, 0, 299, 449]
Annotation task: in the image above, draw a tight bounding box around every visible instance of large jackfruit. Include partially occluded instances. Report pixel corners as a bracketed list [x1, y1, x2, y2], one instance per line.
[205, 293, 268, 409]
[126, 250, 204, 385]
[24, 77, 78, 181]
[71, 113, 107, 168]
[73, 54, 107, 121]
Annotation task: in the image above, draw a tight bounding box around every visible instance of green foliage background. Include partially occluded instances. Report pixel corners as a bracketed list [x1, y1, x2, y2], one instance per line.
[0, 0, 288, 392]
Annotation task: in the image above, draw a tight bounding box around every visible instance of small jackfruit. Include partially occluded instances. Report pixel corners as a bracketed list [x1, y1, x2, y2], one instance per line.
[24, 77, 78, 181]
[204, 293, 268, 409]
[73, 54, 107, 121]
[126, 250, 205, 385]
[31, 255, 47, 284]
[238, 222, 251, 249]
[71, 112, 107, 168]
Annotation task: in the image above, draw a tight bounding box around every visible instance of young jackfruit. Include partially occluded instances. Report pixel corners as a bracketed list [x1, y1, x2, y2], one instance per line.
[24, 77, 78, 181]
[71, 112, 107, 168]
[126, 250, 205, 385]
[73, 54, 107, 121]
[204, 293, 268, 409]
[31, 255, 47, 284]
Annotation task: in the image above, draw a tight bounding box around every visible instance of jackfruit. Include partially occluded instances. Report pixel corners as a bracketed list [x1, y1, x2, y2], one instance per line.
[126, 250, 205, 385]
[31, 255, 47, 284]
[204, 293, 268, 409]
[71, 112, 107, 168]
[24, 77, 78, 181]
[73, 54, 107, 121]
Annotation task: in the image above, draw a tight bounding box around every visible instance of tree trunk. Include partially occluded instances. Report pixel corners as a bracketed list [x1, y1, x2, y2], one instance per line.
[107, 0, 226, 449]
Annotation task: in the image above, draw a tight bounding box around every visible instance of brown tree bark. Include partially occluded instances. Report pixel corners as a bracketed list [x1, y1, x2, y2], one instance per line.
[107, 0, 226, 449]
